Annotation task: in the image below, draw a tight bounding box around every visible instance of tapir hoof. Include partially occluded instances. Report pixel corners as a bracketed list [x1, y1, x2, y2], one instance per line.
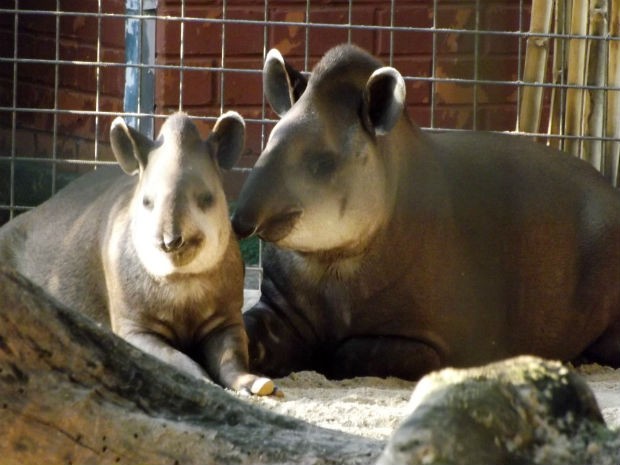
[235, 374, 282, 397]
[250, 377, 282, 397]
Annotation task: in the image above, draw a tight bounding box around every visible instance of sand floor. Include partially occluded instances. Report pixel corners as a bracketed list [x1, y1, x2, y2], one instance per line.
[245, 364, 620, 440]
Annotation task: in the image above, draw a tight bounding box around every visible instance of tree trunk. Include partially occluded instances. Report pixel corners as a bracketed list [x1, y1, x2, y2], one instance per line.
[0, 267, 382, 465]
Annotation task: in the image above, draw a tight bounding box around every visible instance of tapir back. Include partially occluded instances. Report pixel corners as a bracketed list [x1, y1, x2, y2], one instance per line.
[0, 166, 130, 323]
[420, 130, 620, 362]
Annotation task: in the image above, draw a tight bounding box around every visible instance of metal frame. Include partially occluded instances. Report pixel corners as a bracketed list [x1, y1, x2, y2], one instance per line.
[2, 1, 620, 278]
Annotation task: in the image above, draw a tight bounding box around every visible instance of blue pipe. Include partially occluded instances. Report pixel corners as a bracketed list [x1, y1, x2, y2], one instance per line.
[124, 0, 157, 137]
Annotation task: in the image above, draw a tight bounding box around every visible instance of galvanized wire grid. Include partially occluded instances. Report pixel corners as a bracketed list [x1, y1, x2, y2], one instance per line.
[1, 1, 620, 281]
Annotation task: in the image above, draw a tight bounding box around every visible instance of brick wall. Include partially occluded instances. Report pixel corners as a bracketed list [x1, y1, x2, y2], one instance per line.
[0, 0, 530, 222]
[157, 0, 530, 173]
[0, 0, 126, 163]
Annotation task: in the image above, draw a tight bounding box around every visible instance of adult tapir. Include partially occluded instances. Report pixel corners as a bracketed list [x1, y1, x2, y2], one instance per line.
[232, 44, 620, 380]
[0, 112, 275, 395]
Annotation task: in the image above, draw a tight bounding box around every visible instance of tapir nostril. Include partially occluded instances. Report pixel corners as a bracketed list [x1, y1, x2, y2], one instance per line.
[231, 211, 258, 239]
[161, 234, 185, 253]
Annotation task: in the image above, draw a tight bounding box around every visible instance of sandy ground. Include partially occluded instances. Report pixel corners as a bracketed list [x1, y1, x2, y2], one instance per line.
[245, 364, 620, 441]
[242, 288, 620, 440]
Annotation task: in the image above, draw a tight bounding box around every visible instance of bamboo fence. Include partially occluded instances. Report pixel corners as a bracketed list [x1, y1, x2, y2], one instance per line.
[519, 0, 620, 186]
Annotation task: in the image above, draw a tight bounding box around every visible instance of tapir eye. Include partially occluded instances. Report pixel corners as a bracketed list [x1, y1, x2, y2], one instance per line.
[197, 191, 214, 210]
[307, 152, 337, 179]
[142, 195, 154, 210]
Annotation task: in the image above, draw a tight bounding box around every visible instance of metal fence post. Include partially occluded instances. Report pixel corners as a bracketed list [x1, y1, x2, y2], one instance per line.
[124, 0, 157, 137]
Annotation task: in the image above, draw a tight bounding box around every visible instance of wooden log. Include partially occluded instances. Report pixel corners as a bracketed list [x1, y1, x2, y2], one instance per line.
[0, 267, 382, 465]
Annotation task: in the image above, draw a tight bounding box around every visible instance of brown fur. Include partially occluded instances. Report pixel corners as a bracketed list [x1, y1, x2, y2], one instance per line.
[233, 45, 620, 380]
[0, 112, 272, 394]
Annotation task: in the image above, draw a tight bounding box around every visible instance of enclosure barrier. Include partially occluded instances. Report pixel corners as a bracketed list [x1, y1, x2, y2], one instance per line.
[2, 0, 620, 281]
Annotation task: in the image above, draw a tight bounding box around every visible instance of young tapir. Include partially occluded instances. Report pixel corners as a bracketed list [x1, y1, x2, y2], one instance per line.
[0, 111, 276, 395]
[232, 44, 620, 381]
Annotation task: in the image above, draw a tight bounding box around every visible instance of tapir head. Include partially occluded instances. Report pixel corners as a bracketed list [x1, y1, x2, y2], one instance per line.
[110, 111, 244, 278]
[232, 44, 407, 254]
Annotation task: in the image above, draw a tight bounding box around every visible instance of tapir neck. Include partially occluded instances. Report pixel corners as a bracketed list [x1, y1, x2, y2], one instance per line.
[380, 116, 448, 229]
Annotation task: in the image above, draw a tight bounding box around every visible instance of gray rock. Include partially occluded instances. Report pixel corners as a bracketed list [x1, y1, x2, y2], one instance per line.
[377, 356, 620, 465]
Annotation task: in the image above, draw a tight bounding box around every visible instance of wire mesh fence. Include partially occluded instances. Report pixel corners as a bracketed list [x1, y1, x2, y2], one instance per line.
[1, 0, 619, 283]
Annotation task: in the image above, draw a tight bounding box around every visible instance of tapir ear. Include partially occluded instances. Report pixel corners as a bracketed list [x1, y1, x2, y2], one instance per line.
[109, 117, 153, 175]
[362, 67, 406, 136]
[207, 111, 245, 170]
[263, 48, 308, 117]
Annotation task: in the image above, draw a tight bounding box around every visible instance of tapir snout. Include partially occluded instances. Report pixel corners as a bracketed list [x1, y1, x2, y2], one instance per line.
[160, 234, 185, 253]
[232, 162, 303, 243]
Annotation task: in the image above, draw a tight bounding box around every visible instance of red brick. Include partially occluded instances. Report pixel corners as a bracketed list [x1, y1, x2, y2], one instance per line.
[16, 61, 54, 89]
[57, 65, 86, 94]
[405, 104, 432, 128]
[0, 9, 16, 29]
[99, 16, 126, 50]
[157, 6, 231, 58]
[59, 13, 101, 43]
[433, 104, 475, 130]
[268, 8, 310, 60]
[477, 105, 519, 132]
[100, 53, 126, 97]
[101, 1, 124, 15]
[180, 66, 217, 107]
[154, 60, 216, 108]
[483, 2, 530, 32]
[433, 5, 477, 56]
[376, 4, 433, 56]
[0, 78, 12, 107]
[59, 39, 97, 62]
[16, 30, 56, 61]
[477, 55, 520, 82]
[306, 6, 376, 55]
[216, 62, 263, 106]
[18, 9, 57, 36]
[155, 67, 182, 107]
[16, 81, 54, 115]
[223, 8, 269, 56]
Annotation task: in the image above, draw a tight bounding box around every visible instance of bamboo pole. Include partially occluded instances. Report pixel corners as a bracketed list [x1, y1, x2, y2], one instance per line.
[607, 0, 620, 186]
[581, 0, 608, 171]
[547, 0, 571, 150]
[564, 0, 590, 157]
[518, 0, 554, 134]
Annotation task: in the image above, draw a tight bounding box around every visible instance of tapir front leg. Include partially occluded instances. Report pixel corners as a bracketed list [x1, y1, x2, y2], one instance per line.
[325, 336, 442, 381]
[199, 323, 277, 396]
[243, 301, 319, 378]
[120, 329, 210, 381]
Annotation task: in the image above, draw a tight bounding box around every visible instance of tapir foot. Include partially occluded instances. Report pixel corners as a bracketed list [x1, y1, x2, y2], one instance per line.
[200, 324, 283, 396]
[582, 319, 620, 367]
[322, 336, 442, 381]
[232, 373, 282, 397]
